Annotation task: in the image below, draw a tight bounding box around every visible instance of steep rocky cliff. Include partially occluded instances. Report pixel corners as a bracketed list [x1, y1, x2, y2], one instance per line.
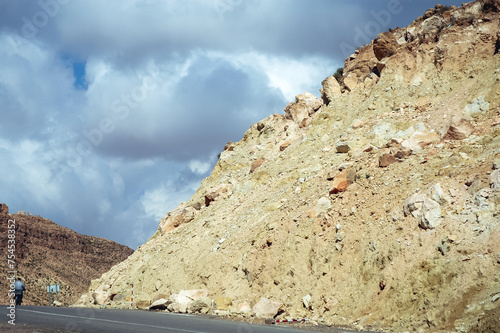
[79, 1, 500, 332]
[0, 204, 134, 306]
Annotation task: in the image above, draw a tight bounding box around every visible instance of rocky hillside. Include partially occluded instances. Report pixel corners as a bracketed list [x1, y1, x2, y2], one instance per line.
[78, 1, 500, 332]
[0, 204, 134, 306]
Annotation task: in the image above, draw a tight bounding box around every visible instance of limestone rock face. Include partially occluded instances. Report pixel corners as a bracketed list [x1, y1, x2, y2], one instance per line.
[419, 197, 442, 230]
[80, 2, 500, 332]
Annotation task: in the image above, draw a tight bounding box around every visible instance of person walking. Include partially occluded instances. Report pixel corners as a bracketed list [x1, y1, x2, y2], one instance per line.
[14, 278, 26, 306]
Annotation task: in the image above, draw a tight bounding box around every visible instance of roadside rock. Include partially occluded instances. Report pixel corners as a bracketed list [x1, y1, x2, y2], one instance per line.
[189, 297, 213, 314]
[215, 296, 232, 311]
[252, 297, 282, 318]
[167, 289, 209, 313]
[158, 205, 198, 235]
[149, 298, 170, 310]
[250, 158, 265, 174]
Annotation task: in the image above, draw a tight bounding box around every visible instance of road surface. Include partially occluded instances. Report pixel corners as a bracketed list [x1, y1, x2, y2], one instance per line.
[3, 305, 378, 333]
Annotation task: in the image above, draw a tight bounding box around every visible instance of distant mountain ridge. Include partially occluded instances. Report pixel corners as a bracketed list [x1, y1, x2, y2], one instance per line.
[0, 203, 134, 306]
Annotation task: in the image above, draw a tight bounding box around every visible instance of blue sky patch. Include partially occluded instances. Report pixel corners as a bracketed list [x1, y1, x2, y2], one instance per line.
[72, 61, 88, 90]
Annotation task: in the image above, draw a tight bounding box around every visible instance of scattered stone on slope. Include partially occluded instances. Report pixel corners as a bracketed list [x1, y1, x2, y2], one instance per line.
[491, 169, 500, 188]
[419, 197, 442, 230]
[303, 294, 312, 310]
[379, 153, 396, 167]
[429, 183, 449, 205]
[149, 298, 170, 310]
[249, 157, 265, 174]
[464, 96, 490, 118]
[404, 193, 426, 218]
[309, 197, 332, 218]
[442, 116, 474, 140]
[329, 168, 356, 194]
[335, 141, 351, 153]
[204, 184, 233, 206]
[280, 141, 292, 151]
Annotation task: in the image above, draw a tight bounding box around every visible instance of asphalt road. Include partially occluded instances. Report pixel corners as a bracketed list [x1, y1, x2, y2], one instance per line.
[3, 305, 374, 333]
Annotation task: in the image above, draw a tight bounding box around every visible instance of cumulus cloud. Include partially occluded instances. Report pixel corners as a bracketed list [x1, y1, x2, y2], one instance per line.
[0, 0, 464, 248]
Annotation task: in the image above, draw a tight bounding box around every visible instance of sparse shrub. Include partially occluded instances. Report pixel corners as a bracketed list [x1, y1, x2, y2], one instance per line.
[333, 67, 343, 82]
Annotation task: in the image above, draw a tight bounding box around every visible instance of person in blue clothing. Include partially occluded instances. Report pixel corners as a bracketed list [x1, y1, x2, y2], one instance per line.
[14, 278, 26, 305]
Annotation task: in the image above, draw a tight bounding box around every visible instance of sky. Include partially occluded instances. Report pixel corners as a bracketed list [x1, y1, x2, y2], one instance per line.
[0, 0, 465, 249]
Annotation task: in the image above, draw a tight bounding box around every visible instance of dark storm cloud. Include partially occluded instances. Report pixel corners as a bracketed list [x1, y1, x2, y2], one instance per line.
[0, 0, 466, 248]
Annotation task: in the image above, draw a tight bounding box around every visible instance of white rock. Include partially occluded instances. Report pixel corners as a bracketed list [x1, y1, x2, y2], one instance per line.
[429, 183, 448, 205]
[252, 297, 282, 318]
[464, 96, 490, 118]
[419, 198, 442, 229]
[303, 294, 312, 309]
[404, 193, 426, 218]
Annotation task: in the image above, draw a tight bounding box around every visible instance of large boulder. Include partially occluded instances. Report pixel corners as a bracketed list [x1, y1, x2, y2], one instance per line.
[284, 92, 323, 124]
[320, 76, 342, 104]
[149, 298, 170, 310]
[419, 197, 442, 229]
[167, 289, 210, 313]
[158, 204, 198, 235]
[92, 285, 109, 305]
[252, 297, 282, 318]
[373, 32, 398, 61]
[329, 168, 356, 194]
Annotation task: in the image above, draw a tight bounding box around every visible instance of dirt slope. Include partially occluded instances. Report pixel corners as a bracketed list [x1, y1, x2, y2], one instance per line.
[79, 1, 500, 332]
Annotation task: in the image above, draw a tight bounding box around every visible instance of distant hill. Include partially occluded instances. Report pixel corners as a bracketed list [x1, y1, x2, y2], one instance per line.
[0, 203, 134, 306]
